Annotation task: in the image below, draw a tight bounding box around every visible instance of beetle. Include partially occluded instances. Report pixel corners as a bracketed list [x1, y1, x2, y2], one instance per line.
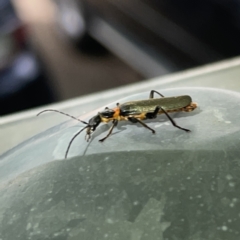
[37, 90, 197, 158]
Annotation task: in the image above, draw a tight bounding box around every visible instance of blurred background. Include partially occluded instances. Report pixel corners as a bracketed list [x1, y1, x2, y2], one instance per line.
[1, 0, 240, 116]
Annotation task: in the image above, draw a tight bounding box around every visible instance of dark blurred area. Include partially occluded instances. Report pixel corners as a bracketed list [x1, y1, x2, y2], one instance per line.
[2, 0, 240, 116]
[0, 0, 55, 116]
[1, 0, 141, 116]
[53, 0, 240, 74]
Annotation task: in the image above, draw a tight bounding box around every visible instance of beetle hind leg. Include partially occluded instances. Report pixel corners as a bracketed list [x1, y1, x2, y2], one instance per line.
[144, 106, 190, 132]
[145, 106, 160, 119]
[159, 106, 191, 132]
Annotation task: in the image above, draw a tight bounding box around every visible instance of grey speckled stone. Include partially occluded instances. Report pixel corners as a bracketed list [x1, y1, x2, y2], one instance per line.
[0, 87, 240, 240]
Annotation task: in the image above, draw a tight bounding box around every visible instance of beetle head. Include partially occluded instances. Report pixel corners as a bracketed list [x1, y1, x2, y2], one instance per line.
[85, 108, 115, 141]
[36, 109, 104, 158]
[85, 114, 102, 141]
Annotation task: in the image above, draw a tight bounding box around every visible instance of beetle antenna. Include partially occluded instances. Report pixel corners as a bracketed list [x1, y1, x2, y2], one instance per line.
[65, 126, 89, 159]
[37, 109, 88, 124]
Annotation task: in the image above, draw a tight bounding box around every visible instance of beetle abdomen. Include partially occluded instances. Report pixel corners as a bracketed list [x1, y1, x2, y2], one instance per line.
[120, 95, 192, 116]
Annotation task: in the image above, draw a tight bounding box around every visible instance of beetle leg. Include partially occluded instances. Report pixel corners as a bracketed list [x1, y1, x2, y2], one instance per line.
[128, 117, 155, 134]
[149, 90, 165, 98]
[99, 119, 118, 142]
[145, 106, 160, 119]
[160, 106, 191, 132]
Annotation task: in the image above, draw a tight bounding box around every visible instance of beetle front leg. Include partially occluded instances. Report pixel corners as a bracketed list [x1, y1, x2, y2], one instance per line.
[99, 119, 118, 142]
